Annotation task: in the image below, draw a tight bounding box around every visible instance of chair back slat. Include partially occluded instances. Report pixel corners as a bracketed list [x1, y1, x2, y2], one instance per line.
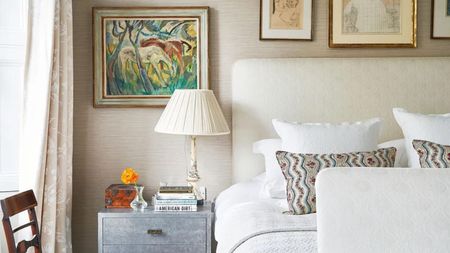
[13, 221, 36, 233]
[0, 190, 37, 217]
[16, 235, 40, 253]
[1, 190, 41, 253]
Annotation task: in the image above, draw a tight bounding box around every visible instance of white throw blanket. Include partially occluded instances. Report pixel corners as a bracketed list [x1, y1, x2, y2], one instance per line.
[215, 200, 317, 253]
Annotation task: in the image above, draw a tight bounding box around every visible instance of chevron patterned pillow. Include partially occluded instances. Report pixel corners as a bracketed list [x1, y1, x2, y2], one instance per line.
[412, 140, 450, 168]
[276, 148, 397, 215]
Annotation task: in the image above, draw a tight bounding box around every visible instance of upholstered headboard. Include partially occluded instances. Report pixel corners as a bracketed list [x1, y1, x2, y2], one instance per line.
[231, 57, 450, 183]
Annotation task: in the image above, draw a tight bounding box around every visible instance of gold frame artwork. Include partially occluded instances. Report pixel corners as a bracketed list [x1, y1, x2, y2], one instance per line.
[92, 7, 209, 107]
[329, 0, 417, 48]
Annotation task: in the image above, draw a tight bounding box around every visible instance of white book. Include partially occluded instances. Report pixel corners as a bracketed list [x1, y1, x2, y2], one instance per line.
[156, 192, 196, 200]
[154, 199, 198, 205]
[154, 204, 197, 212]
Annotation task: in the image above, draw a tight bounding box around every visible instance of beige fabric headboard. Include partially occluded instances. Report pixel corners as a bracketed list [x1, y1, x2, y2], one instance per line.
[231, 57, 450, 183]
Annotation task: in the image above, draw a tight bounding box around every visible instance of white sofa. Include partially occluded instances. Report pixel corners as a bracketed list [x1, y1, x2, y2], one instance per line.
[316, 168, 450, 253]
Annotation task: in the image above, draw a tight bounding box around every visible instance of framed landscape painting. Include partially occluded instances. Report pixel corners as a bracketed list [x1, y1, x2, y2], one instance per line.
[93, 7, 209, 107]
[259, 0, 313, 40]
[431, 0, 450, 39]
[329, 0, 417, 48]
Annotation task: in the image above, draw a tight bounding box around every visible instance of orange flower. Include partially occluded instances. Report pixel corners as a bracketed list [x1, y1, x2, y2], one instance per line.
[121, 168, 139, 185]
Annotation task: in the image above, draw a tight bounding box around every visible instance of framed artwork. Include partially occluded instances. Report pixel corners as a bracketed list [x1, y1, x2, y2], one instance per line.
[431, 0, 450, 39]
[92, 7, 209, 107]
[259, 0, 313, 40]
[329, 0, 417, 48]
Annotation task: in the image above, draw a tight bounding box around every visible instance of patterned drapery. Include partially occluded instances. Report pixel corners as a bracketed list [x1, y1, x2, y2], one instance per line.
[21, 0, 73, 252]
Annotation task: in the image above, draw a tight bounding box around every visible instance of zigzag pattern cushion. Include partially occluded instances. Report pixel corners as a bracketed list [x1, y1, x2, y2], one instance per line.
[412, 140, 450, 168]
[276, 148, 397, 215]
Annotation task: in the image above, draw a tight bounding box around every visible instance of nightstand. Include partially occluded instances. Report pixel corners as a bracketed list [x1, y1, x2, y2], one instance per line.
[98, 203, 213, 253]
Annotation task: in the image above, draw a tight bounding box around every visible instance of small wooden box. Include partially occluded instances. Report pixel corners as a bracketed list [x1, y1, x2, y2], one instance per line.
[105, 184, 136, 208]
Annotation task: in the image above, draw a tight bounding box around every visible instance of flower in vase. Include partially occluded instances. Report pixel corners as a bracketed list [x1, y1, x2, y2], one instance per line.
[121, 167, 139, 185]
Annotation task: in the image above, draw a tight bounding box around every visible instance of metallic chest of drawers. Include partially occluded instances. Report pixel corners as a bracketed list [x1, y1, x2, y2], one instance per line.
[98, 204, 213, 253]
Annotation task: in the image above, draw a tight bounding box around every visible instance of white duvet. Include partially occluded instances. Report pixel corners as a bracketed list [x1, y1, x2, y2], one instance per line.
[214, 174, 318, 253]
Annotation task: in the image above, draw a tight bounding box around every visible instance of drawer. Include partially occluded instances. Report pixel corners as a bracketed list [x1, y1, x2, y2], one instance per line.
[102, 217, 206, 245]
[102, 244, 205, 253]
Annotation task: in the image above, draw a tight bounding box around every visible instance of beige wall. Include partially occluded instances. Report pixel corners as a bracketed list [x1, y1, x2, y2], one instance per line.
[73, 0, 450, 252]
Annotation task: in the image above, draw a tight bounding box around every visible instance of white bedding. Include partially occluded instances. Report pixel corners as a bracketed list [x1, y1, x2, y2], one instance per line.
[214, 174, 318, 253]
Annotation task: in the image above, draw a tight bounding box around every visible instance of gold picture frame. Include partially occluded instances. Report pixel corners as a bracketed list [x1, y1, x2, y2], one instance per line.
[431, 0, 450, 39]
[329, 0, 417, 48]
[92, 7, 209, 107]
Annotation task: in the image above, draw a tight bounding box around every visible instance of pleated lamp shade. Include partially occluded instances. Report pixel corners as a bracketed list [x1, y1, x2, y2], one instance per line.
[154, 89, 230, 136]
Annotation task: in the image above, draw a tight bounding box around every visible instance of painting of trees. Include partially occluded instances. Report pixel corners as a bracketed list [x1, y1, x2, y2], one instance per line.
[93, 7, 208, 106]
[104, 18, 198, 96]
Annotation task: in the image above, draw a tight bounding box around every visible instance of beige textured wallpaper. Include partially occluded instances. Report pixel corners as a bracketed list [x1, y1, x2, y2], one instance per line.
[73, 0, 450, 252]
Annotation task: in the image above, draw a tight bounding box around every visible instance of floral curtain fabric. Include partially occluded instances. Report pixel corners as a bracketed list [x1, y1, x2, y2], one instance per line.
[21, 0, 73, 252]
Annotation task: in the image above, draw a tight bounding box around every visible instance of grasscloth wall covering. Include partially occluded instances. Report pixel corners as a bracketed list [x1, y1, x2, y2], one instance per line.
[73, 0, 450, 251]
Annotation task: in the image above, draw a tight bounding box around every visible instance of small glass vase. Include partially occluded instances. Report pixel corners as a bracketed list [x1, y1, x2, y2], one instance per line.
[130, 185, 147, 211]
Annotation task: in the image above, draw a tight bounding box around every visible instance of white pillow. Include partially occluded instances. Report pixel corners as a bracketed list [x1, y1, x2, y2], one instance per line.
[393, 108, 450, 168]
[377, 139, 408, 167]
[253, 139, 284, 198]
[258, 118, 382, 199]
[272, 118, 382, 153]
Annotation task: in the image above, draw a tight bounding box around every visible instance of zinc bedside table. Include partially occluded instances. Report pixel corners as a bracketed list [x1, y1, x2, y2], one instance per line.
[98, 203, 213, 253]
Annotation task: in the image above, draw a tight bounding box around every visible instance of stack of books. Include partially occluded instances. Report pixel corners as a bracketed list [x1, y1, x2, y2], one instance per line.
[154, 186, 197, 212]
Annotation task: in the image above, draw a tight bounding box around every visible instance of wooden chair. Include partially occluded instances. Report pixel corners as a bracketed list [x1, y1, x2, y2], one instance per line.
[1, 190, 41, 253]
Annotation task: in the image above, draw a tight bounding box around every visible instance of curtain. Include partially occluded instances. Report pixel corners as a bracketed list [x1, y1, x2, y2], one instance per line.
[19, 0, 73, 252]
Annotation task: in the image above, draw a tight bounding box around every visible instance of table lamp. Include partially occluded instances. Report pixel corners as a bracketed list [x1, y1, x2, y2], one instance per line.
[154, 89, 230, 200]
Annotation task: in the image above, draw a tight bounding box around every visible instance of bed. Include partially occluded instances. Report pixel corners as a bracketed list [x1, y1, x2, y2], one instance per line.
[214, 57, 450, 253]
[215, 174, 317, 253]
